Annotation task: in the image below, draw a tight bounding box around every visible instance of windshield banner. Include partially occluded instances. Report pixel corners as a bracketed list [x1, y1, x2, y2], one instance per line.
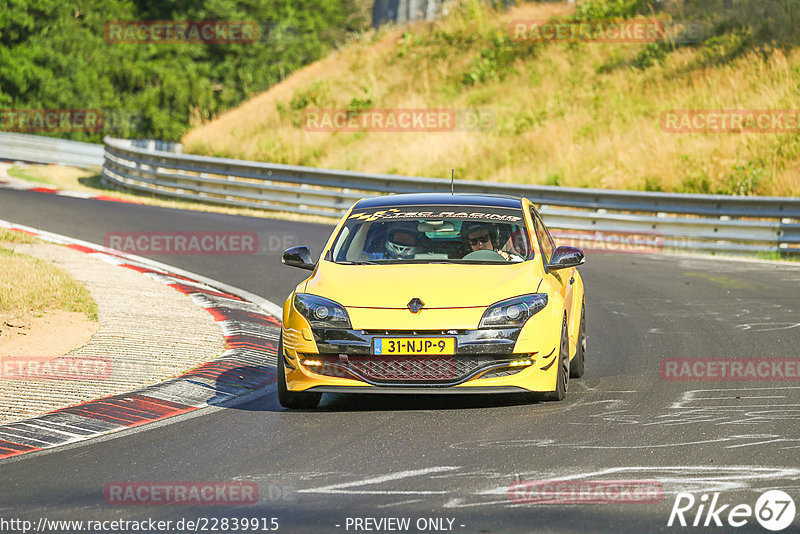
[348, 206, 524, 223]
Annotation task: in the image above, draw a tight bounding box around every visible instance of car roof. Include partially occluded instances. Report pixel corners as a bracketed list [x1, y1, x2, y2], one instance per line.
[354, 193, 524, 210]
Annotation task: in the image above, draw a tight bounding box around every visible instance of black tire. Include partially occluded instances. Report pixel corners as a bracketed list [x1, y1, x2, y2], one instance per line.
[570, 302, 586, 379]
[277, 333, 322, 409]
[540, 317, 570, 401]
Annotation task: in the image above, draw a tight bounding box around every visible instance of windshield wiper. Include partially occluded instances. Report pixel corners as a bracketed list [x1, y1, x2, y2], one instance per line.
[335, 260, 382, 265]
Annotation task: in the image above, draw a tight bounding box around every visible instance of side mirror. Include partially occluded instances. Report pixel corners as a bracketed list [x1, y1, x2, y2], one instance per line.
[282, 246, 315, 271]
[547, 246, 584, 270]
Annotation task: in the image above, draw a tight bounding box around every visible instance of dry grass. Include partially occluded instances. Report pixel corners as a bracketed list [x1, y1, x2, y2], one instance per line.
[182, 0, 800, 197]
[6, 165, 102, 191]
[0, 230, 98, 323]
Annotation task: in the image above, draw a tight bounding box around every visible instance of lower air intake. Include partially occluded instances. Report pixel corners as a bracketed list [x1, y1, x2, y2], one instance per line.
[306, 355, 506, 385]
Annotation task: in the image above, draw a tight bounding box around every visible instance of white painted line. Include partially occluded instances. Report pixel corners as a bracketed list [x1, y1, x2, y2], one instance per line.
[57, 191, 93, 199]
[297, 466, 460, 495]
[376, 499, 424, 508]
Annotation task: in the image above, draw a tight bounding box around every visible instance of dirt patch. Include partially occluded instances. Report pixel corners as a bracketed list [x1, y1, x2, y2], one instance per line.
[0, 311, 99, 358]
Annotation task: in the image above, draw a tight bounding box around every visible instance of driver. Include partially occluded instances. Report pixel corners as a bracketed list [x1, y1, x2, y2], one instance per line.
[461, 222, 519, 261]
[383, 222, 421, 259]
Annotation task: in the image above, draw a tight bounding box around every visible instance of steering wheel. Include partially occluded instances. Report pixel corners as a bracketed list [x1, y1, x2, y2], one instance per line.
[462, 249, 506, 261]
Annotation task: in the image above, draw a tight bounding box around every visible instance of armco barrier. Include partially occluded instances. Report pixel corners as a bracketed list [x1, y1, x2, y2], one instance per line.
[0, 132, 105, 167]
[99, 136, 800, 255]
[0, 132, 181, 167]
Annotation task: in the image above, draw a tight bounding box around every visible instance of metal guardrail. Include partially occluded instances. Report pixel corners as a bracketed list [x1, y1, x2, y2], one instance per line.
[3, 133, 789, 256]
[0, 132, 105, 167]
[0, 133, 183, 168]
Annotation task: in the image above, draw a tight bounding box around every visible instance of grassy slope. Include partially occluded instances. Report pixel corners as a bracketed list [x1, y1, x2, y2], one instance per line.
[182, 1, 800, 196]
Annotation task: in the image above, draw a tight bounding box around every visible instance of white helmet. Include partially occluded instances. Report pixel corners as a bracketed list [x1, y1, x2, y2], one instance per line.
[385, 224, 419, 258]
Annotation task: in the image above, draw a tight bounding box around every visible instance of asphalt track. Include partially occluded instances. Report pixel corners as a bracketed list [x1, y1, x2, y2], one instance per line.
[1, 188, 799, 533]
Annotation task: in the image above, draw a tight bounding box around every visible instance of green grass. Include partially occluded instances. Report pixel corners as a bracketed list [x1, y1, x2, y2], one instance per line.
[7, 166, 51, 185]
[756, 250, 800, 262]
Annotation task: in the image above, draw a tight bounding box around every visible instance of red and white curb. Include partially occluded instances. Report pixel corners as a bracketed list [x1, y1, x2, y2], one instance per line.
[0, 176, 140, 204]
[0, 220, 282, 461]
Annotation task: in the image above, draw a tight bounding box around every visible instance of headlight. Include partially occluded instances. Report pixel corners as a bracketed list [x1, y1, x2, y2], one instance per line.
[293, 294, 352, 329]
[479, 294, 548, 328]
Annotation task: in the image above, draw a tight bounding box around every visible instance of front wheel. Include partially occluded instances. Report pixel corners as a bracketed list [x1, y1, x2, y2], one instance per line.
[539, 317, 570, 401]
[569, 302, 586, 379]
[277, 334, 322, 409]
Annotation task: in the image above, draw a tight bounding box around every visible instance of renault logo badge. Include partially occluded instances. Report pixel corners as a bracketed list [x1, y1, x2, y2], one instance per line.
[407, 298, 424, 313]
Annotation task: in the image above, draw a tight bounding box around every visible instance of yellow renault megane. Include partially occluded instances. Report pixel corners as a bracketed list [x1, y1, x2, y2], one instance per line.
[278, 193, 585, 409]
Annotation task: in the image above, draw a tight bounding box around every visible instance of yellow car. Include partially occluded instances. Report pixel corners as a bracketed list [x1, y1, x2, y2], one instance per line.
[278, 193, 585, 409]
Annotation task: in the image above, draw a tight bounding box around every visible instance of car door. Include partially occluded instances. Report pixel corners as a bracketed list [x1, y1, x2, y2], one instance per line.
[530, 207, 575, 343]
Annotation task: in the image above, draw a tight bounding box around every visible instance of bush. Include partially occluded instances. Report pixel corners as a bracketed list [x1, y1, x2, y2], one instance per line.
[0, 0, 371, 142]
[574, 0, 655, 21]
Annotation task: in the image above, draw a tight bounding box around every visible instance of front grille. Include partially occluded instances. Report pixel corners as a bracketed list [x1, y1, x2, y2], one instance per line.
[304, 355, 507, 385]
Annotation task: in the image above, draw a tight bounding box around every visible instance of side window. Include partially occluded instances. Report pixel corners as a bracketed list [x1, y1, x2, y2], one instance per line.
[540, 214, 557, 251]
[530, 208, 554, 264]
[332, 226, 351, 261]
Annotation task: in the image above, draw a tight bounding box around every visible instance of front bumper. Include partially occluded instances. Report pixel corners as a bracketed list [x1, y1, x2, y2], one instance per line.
[284, 327, 553, 390]
[303, 385, 529, 395]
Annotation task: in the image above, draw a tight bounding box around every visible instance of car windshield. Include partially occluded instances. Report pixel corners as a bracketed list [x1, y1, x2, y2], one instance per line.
[330, 205, 532, 264]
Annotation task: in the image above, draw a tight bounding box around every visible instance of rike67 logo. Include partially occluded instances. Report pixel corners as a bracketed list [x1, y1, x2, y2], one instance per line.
[668, 490, 796, 531]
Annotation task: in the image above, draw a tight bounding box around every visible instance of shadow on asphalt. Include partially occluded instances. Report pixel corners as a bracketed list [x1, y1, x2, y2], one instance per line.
[228, 387, 564, 413]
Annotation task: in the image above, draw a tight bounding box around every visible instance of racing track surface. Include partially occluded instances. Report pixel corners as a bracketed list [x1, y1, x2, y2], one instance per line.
[1, 188, 799, 533]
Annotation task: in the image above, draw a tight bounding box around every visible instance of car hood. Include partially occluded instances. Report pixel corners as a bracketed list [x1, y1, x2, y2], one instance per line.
[303, 261, 541, 308]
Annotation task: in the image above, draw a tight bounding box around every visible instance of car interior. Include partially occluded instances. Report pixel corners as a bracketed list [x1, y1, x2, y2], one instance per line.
[333, 220, 530, 262]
